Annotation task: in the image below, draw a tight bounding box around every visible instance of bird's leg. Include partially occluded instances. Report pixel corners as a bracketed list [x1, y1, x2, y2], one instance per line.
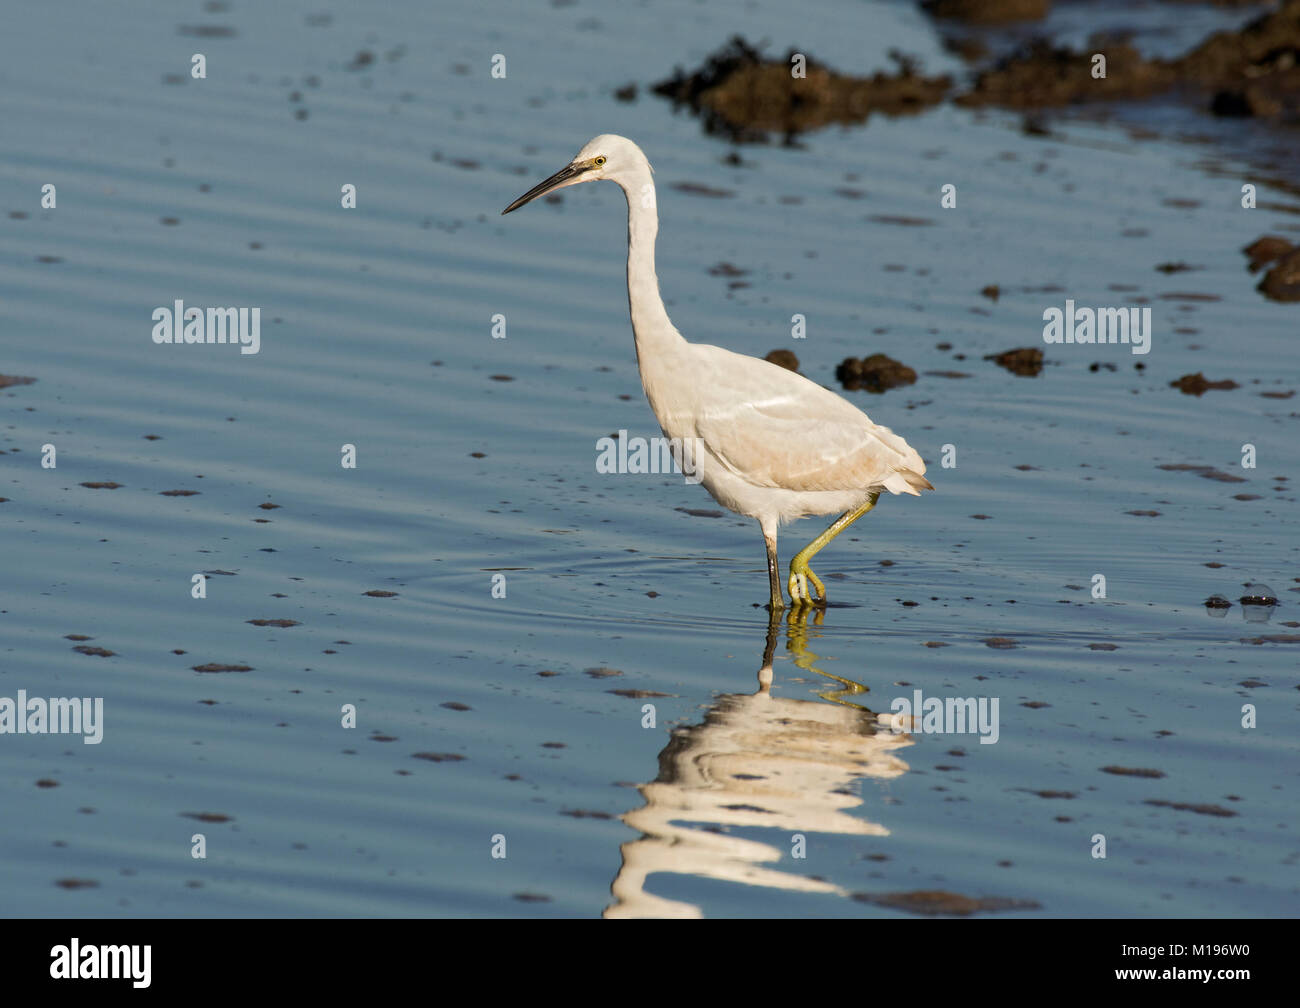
[762, 521, 784, 611]
[788, 492, 880, 607]
[757, 605, 780, 693]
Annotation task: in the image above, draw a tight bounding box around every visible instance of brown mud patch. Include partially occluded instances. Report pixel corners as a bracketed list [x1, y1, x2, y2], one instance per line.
[1170, 372, 1240, 394]
[835, 353, 918, 392]
[1102, 766, 1166, 778]
[1157, 463, 1246, 483]
[987, 347, 1043, 376]
[765, 349, 800, 372]
[1144, 798, 1236, 817]
[923, 0, 1049, 25]
[1243, 235, 1294, 272]
[955, 1, 1300, 122]
[653, 38, 950, 142]
[1257, 247, 1300, 301]
[852, 889, 1041, 915]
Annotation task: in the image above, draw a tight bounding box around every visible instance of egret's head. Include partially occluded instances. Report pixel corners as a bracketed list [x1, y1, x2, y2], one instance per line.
[501, 134, 647, 214]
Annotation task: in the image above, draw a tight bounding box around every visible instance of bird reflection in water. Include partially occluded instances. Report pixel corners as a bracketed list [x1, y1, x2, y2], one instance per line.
[604, 610, 913, 918]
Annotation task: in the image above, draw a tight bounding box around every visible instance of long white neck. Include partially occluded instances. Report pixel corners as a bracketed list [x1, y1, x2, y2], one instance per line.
[619, 167, 686, 368]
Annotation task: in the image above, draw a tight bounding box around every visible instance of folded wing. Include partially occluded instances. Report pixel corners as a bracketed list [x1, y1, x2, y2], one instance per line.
[684, 345, 932, 496]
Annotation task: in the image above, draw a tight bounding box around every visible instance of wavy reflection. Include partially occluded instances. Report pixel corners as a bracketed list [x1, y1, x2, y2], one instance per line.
[604, 610, 913, 918]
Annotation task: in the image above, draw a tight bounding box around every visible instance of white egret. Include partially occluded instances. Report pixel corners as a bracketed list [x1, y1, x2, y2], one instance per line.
[502, 135, 932, 610]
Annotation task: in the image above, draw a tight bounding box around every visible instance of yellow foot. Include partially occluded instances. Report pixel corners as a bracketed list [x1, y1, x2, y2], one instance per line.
[787, 563, 826, 608]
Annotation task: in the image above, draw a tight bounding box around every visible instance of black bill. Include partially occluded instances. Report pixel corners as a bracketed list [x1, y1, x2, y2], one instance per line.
[501, 161, 589, 215]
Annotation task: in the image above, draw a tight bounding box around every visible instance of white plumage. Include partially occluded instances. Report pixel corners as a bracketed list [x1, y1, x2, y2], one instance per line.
[504, 134, 931, 609]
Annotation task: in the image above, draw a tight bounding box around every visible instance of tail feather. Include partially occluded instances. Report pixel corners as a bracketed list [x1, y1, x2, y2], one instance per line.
[882, 468, 935, 496]
[906, 470, 935, 492]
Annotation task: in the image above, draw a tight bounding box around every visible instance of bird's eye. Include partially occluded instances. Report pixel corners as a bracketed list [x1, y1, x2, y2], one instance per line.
[594, 156, 606, 167]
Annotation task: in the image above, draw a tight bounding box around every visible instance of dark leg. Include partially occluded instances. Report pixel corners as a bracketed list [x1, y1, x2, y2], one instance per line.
[761, 519, 784, 611]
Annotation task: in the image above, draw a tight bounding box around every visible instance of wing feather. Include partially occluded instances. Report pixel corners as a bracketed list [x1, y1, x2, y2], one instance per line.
[669, 345, 930, 495]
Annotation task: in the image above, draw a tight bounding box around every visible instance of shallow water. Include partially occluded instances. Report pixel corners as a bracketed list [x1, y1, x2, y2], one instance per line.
[1, 0, 1297, 918]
